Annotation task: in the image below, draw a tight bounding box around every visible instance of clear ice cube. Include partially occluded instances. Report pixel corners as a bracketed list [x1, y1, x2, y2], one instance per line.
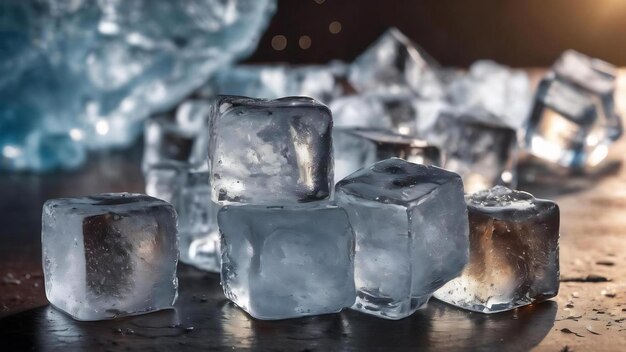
[333, 128, 442, 183]
[218, 204, 356, 320]
[446, 60, 532, 130]
[335, 158, 469, 320]
[42, 193, 178, 321]
[525, 74, 610, 169]
[348, 28, 444, 98]
[208, 96, 333, 205]
[425, 110, 519, 193]
[434, 186, 560, 313]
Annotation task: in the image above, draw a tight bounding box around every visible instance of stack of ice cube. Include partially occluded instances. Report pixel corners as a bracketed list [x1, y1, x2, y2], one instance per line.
[210, 95, 357, 320]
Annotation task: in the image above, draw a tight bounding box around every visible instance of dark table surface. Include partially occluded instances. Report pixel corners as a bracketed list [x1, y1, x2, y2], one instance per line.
[1, 72, 625, 351]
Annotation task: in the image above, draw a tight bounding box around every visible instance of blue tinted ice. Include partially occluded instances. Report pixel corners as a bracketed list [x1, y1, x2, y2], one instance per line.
[219, 204, 356, 320]
[0, 0, 276, 171]
[335, 158, 469, 320]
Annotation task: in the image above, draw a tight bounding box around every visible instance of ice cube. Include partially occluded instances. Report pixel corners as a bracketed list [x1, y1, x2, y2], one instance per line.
[335, 158, 468, 319]
[446, 60, 532, 130]
[424, 110, 519, 193]
[42, 193, 178, 321]
[434, 186, 560, 313]
[553, 50, 622, 141]
[208, 96, 333, 205]
[144, 164, 219, 272]
[348, 28, 444, 98]
[525, 74, 609, 169]
[142, 114, 208, 172]
[333, 128, 442, 183]
[218, 204, 356, 320]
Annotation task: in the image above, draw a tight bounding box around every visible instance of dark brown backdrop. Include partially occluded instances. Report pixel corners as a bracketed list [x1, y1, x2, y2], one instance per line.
[248, 0, 626, 67]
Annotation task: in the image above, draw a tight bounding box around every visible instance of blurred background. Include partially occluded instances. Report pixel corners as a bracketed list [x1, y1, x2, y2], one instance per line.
[250, 0, 626, 66]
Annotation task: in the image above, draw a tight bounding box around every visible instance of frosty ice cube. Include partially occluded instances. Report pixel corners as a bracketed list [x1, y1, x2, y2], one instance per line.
[142, 114, 208, 172]
[425, 110, 518, 193]
[434, 186, 560, 314]
[42, 193, 178, 321]
[333, 128, 442, 183]
[218, 204, 355, 320]
[208, 96, 333, 205]
[335, 158, 469, 320]
[349, 28, 444, 98]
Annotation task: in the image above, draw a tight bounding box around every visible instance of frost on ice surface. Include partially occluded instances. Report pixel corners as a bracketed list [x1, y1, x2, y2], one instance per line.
[208, 96, 333, 205]
[42, 193, 178, 321]
[434, 186, 560, 314]
[218, 204, 356, 320]
[335, 158, 468, 320]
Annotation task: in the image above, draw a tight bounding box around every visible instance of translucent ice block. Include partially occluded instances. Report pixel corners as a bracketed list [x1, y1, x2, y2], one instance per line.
[333, 128, 442, 183]
[42, 193, 178, 321]
[434, 186, 560, 313]
[208, 96, 333, 205]
[218, 204, 356, 320]
[336, 158, 469, 320]
[348, 28, 444, 98]
[425, 110, 519, 193]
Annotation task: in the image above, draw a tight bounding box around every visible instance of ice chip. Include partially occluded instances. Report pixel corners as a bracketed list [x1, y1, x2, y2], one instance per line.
[348, 28, 444, 98]
[434, 186, 560, 313]
[335, 158, 469, 320]
[424, 110, 519, 193]
[208, 96, 333, 205]
[218, 204, 356, 320]
[333, 128, 442, 183]
[42, 193, 178, 321]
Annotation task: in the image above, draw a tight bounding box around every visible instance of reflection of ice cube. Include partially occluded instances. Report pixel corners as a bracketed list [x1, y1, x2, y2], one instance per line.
[333, 128, 442, 183]
[336, 158, 468, 320]
[425, 110, 518, 193]
[447, 60, 532, 130]
[349, 28, 444, 98]
[434, 186, 560, 314]
[209, 96, 333, 205]
[219, 204, 356, 320]
[42, 193, 178, 321]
